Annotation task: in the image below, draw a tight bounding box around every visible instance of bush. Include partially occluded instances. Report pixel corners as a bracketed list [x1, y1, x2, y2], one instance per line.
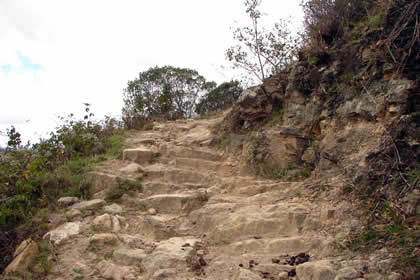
[195, 81, 243, 115]
[0, 105, 124, 273]
[301, 0, 374, 44]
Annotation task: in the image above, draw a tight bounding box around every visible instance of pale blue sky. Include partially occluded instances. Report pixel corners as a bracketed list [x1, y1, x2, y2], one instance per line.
[0, 52, 44, 73]
[0, 0, 303, 147]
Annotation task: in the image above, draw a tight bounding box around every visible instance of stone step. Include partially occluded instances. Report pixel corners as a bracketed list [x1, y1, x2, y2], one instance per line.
[138, 192, 208, 214]
[217, 177, 292, 196]
[122, 147, 160, 165]
[142, 182, 206, 196]
[88, 172, 143, 200]
[141, 237, 201, 276]
[189, 203, 319, 243]
[144, 165, 219, 185]
[226, 236, 321, 256]
[135, 215, 179, 241]
[162, 145, 222, 162]
[172, 157, 233, 176]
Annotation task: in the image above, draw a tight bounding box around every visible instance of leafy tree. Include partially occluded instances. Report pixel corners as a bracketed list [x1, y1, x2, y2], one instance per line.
[6, 127, 21, 150]
[123, 66, 215, 122]
[225, 0, 298, 83]
[196, 81, 243, 115]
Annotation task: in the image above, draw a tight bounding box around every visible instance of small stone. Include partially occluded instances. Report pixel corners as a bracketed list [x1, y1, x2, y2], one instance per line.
[104, 203, 123, 214]
[89, 233, 118, 248]
[66, 209, 82, 219]
[93, 214, 113, 229]
[112, 215, 121, 233]
[388, 104, 400, 113]
[148, 208, 157, 215]
[57, 197, 79, 207]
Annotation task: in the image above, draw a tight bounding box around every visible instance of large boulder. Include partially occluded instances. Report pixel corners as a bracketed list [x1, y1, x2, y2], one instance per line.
[3, 239, 39, 275]
[142, 237, 200, 273]
[43, 222, 81, 245]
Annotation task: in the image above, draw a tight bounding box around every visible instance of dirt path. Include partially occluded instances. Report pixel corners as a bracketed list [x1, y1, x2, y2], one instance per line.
[37, 117, 391, 280]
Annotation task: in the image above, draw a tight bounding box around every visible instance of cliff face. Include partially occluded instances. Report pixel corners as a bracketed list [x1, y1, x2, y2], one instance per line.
[216, 2, 419, 275]
[220, 47, 418, 181]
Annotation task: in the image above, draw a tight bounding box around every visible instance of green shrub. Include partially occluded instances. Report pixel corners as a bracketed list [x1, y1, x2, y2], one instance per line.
[143, 123, 154, 131]
[0, 105, 125, 273]
[104, 134, 125, 159]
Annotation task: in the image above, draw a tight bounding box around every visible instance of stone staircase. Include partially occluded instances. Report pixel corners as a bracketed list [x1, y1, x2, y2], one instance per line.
[5, 117, 397, 280]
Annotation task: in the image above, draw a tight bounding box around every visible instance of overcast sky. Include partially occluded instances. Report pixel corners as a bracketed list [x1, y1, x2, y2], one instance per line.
[0, 0, 303, 146]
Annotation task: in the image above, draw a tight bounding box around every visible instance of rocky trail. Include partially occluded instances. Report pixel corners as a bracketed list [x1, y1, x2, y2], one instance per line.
[5, 116, 401, 280]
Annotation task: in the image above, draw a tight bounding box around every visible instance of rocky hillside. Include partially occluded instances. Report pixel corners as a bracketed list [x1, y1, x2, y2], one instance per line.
[1, 110, 417, 280]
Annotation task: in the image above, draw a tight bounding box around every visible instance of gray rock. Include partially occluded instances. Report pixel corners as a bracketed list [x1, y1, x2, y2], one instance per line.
[142, 237, 200, 272]
[296, 261, 336, 280]
[104, 203, 123, 214]
[89, 233, 119, 249]
[66, 209, 82, 219]
[237, 268, 262, 280]
[148, 208, 157, 215]
[152, 269, 176, 279]
[3, 239, 39, 275]
[123, 147, 158, 165]
[302, 148, 316, 165]
[386, 79, 414, 104]
[57, 197, 79, 207]
[120, 162, 144, 173]
[92, 214, 121, 233]
[71, 199, 105, 211]
[278, 272, 289, 280]
[97, 260, 133, 280]
[335, 267, 360, 280]
[43, 222, 81, 245]
[113, 248, 147, 266]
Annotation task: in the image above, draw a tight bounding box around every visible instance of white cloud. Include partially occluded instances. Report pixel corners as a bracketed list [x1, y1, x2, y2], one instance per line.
[0, 0, 303, 144]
